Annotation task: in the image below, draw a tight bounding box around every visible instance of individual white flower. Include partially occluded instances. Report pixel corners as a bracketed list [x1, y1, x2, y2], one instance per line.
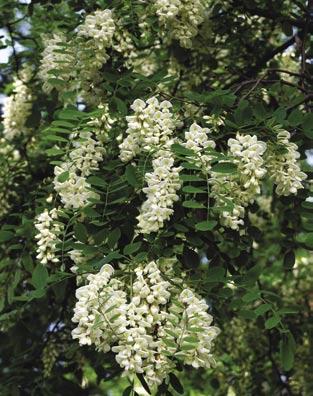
[2, 72, 32, 140]
[119, 97, 176, 162]
[265, 129, 307, 195]
[34, 208, 63, 265]
[137, 150, 182, 234]
[183, 122, 216, 169]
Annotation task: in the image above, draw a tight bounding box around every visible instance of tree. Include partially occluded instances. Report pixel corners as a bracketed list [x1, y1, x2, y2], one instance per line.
[0, 0, 312, 395]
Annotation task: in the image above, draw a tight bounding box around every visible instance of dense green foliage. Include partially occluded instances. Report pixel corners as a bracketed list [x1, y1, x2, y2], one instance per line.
[0, 0, 313, 395]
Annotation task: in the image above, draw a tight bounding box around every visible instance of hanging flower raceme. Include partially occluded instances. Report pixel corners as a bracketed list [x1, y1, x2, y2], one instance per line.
[154, 0, 208, 48]
[2, 70, 32, 140]
[53, 108, 110, 209]
[34, 208, 63, 265]
[119, 97, 176, 162]
[183, 122, 216, 169]
[39, 11, 115, 102]
[137, 150, 182, 234]
[265, 129, 307, 195]
[77, 9, 115, 68]
[38, 33, 71, 94]
[0, 139, 22, 219]
[71, 260, 220, 387]
[211, 133, 267, 230]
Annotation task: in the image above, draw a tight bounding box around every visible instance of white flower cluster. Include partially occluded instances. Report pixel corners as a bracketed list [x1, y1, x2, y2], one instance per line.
[137, 151, 182, 234]
[211, 134, 267, 230]
[72, 264, 127, 350]
[183, 122, 216, 169]
[38, 33, 70, 94]
[164, 288, 220, 369]
[72, 260, 219, 387]
[2, 73, 32, 140]
[34, 208, 63, 265]
[53, 131, 105, 209]
[0, 139, 21, 218]
[266, 130, 307, 195]
[77, 9, 115, 66]
[119, 97, 176, 162]
[39, 11, 115, 102]
[154, 0, 207, 47]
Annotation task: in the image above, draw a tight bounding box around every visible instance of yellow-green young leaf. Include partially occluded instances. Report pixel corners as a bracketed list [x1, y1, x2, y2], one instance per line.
[195, 220, 217, 231]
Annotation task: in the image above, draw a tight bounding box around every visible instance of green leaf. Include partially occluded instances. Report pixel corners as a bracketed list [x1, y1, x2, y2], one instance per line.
[103, 251, 123, 264]
[183, 200, 205, 209]
[180, 174, 204, 182]
[207, 267, 225, 282]
[0, 230, 14, 242]
[302, 113, 313, 138]
[287, 109, 303, 126]
[57, 171, 70, 183]
[171, 143, 195, 156]
[125, 164, 139, 187]
[195, 220, 217, 231]
[169, 373, 184, 394]
[32, 264, 49, 289]
[211, 162, 237, 173]
[87, 176, 107, 187]
[74, 223, 88, 244]
[123, 241, 142, 256]
[280, 333, 296, 371]
[122, 386, 132, 396]
[265, 314, 280, 329]
[182, 186, 206, 193]
[242, 290, 261, 303]
[107, 228, 121, 249]
[254, 303, 271, 316]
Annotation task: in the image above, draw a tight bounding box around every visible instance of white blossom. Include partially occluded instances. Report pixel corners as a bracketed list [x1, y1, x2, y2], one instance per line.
[2, 72, 32, 140]
[34, 208, 63, 265]
[137, 151, 182, 234]
[53, 130, 105, 209]
[265, 129, 307, 195]
[72, 264, 127, 350]
[211, 133, 267, 230]
[38, 33, 71, 94]
[183, 122, 216, 169]
[78, 9, 115, 57]
[154, 0, 208, 48]
[119, 97, 176, 162]
[71, 259, 219, 387]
